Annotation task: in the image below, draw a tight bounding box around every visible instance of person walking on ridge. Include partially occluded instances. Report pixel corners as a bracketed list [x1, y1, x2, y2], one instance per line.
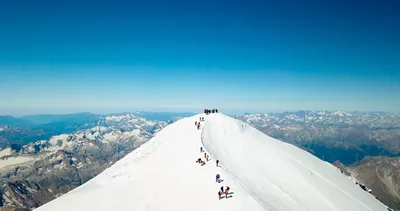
[218, 190, 222, 200]
[206, 154, 209, 161]
[216, 160, 219, 167]
[216, 174, 220, 182]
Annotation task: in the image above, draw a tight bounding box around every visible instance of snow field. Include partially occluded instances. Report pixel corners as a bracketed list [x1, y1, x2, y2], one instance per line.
[35, 115, 264, 211]
[35, 113, 388, 211]
[202, 114, 387, 211]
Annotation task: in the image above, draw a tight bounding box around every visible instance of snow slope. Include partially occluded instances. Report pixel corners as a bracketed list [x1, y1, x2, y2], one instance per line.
[202, 114, 387, 211]
[35, 114, 388, 211]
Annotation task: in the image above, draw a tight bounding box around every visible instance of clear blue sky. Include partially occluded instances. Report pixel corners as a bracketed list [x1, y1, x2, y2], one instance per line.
[0, 0, 399, 115]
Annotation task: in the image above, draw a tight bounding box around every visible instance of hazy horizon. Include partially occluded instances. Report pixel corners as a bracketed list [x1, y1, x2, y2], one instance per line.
[1, 108, 397, 118]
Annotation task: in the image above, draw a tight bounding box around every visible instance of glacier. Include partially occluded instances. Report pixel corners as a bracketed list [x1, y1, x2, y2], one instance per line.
[35, 114, 388, 211]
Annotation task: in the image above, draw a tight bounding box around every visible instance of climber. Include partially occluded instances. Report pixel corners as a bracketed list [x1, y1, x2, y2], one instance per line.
[204, 152, 207, 158]
[206, 154, 209, 161]
[196, 158, 201, 163]
[195, 121, 197, 125]
[224, 188, 229, 199]
[216, 174, 220, 182]
[216, 160, 219, 167]
[218, 190, 223, 200]
[201, 160, 206, 166]
[200, 147, 203, 152]
[220, 186, 224, 193]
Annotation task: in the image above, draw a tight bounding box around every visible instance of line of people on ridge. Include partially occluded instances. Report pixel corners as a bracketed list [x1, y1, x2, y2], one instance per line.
[215, 168, 233, 199]
[198, 146, 233, 200]
[195, 121, 201, 130]
[194, 115, 233, 200]
[196, 147, 211, 166]
[195, 117, 205, 130]
[204, 109, 218, 115]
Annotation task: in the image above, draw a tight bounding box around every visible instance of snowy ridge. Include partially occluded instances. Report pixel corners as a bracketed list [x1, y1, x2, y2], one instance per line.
[35, 114, 388, 211]
[202, 114, 386, 211]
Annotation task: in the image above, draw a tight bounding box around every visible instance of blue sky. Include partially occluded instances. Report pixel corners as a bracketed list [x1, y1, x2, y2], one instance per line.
[0, 0, 399, 115]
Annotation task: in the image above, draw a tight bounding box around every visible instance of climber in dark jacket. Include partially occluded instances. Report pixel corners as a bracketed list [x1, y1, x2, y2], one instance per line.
[216, 174, 220, 182]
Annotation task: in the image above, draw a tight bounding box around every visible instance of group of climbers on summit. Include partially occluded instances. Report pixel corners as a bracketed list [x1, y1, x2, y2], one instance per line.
[204, 109, 218, 115]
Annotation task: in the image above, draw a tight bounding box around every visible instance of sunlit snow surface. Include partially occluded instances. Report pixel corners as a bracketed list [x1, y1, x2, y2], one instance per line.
[36, 114, 387, 211]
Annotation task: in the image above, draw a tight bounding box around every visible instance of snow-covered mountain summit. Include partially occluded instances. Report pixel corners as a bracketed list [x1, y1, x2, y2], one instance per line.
[35, 114, 388, 211]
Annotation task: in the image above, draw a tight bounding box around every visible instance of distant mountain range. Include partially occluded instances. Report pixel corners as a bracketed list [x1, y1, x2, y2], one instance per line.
[3, 110, 399, 165]
[0, 112, 195, 149]
[0, 113, 103, 148]
[0, 116, 36, 128]
[0, 110, 399, 210]
[0, 113, 171, 210]
[20, 112, 100, 125]
[235, 111, 400, 210]
[132, 111, 196, 121]
[235, 111, 400, 165]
